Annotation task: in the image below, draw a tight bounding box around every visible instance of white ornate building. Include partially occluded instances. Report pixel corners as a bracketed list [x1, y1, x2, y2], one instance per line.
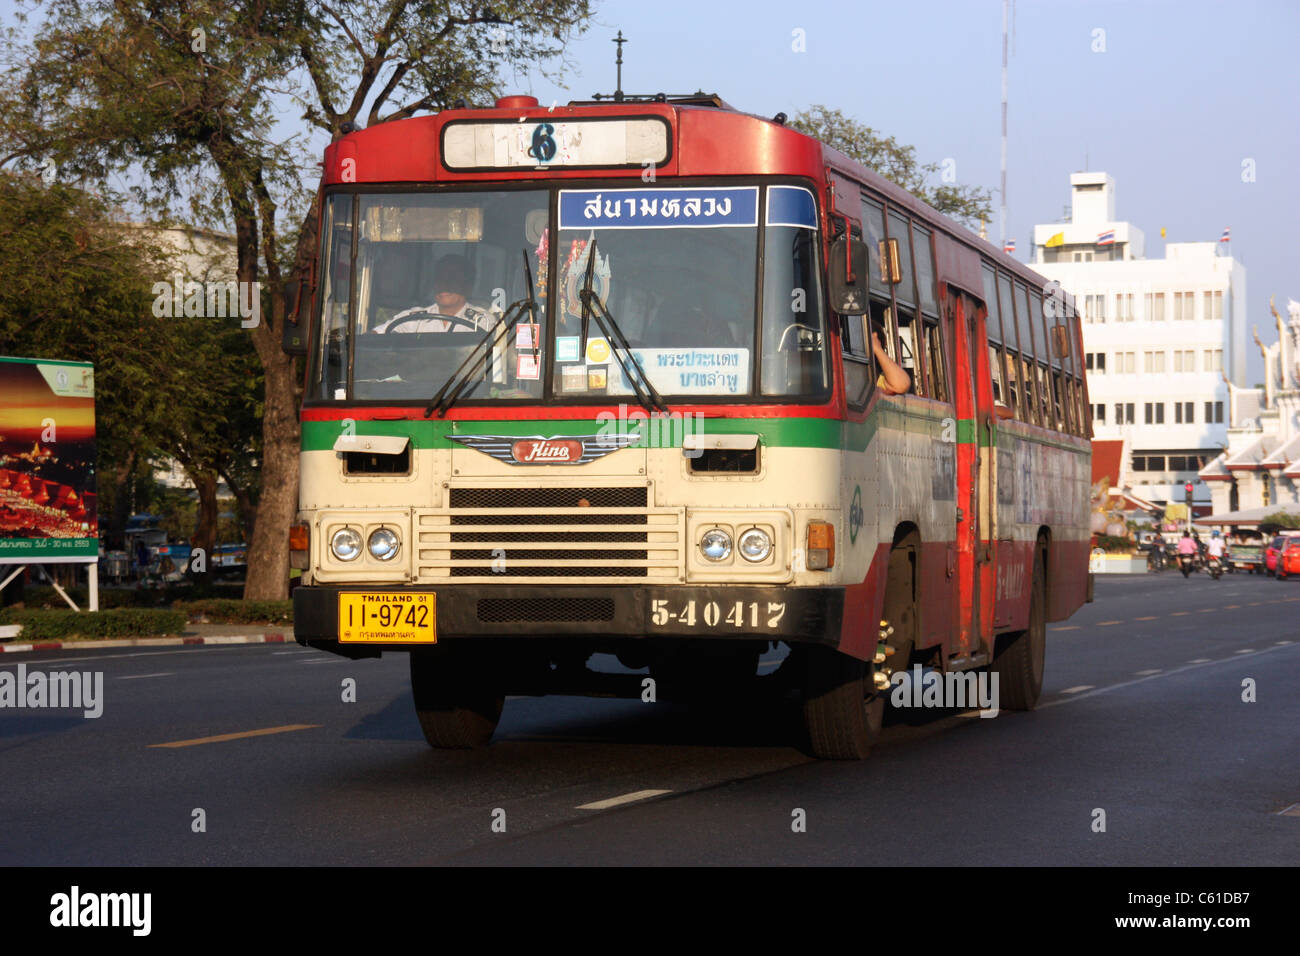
[1200, 298, 1300, 517]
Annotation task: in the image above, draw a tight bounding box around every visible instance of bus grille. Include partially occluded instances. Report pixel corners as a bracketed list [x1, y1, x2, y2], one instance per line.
[416, 486, 684, 583]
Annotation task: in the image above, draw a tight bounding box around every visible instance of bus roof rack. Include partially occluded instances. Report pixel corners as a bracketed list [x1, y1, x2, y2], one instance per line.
[570, 91, 734, 110]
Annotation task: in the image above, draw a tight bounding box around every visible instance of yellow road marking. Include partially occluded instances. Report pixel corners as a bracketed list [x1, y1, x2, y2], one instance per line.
[1224, 605, 1240, 609]
[150, 724, 321, 749]
[1135, 616, 1158, 621]
[1171, 611, 1189, 616]
[1051, 625, 1080, 631]
[1097, 620, 1122, 626]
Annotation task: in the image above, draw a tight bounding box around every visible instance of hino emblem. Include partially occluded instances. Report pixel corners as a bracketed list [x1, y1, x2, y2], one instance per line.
[448, 431, 641, 465]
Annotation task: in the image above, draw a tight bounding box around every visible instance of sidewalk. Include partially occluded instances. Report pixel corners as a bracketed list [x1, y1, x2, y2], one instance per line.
[0, 622, 293, 654]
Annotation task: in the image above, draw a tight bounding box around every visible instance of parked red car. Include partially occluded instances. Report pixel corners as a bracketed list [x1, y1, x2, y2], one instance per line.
[1266, 532, 1300, 576]
[1276, 538, 1300, 580]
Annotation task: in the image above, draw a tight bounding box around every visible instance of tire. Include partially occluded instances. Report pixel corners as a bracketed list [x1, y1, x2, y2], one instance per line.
[802, 538, 913, 759]
[410, 648, 503, 749]
[992, 547, 1046, 711]
[802, 645, 884, 760]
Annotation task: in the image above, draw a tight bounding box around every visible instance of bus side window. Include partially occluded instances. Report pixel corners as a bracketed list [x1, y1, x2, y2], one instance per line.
[1003, 350, 1020, 416]
[988, 343, 1004, 404]
[841, 311, 873, 408]
[925, 318, 947, 401]
[896, 307, 920, 395]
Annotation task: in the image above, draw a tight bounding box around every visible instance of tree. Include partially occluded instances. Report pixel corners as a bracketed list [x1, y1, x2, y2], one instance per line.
[0, 173, 263, 564]
[1, 0, 594, 598]
[1261, 511, 1300, 531]
[790, 105, 994, 228]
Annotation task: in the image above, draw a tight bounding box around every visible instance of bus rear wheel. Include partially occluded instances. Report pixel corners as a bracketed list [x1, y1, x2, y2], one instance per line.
[992, 547, 1046, 710]
[410, 648, 504, 749]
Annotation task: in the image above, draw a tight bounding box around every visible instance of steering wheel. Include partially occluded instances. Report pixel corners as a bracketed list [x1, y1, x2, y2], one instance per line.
[776, 323, 822, 352]
[383, 310, 481, 333]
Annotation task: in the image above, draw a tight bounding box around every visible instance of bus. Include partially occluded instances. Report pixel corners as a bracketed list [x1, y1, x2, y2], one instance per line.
[288, 92, 1092, 759]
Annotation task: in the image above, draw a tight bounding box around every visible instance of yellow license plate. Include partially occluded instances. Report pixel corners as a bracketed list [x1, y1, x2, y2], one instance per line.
[338, 592, 436, 643]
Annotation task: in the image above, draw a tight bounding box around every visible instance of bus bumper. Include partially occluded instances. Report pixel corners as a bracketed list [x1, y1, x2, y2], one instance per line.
[293, 584, 844, 656]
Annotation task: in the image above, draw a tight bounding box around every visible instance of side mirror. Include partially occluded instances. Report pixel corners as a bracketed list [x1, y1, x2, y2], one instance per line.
[994, 401, 1015, 421]
[828, 237, 869, 315]
[280, 277, 308, 356]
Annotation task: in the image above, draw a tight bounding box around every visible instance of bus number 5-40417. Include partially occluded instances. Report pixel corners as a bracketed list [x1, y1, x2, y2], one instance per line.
[650, 599, 787, 629]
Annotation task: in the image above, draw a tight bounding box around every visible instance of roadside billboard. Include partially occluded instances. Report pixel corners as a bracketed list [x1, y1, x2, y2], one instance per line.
[0, 357, 97, 562]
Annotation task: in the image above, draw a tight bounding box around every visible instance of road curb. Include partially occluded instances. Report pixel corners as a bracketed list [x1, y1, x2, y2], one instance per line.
[0, 632, 290, 654]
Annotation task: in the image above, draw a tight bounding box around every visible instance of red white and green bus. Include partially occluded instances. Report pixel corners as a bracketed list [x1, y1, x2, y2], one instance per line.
[288, 92, 1092, 759]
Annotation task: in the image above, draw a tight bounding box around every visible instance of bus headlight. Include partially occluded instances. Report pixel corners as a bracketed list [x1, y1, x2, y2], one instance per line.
[330, 527, 363, 562]
[367, 527, 400, 561]
[737, 527, 772, 563]
[700, 528, 732, 561]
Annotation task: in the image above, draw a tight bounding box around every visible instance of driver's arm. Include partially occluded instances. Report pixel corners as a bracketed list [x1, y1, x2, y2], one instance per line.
[872, 330, 911, 395]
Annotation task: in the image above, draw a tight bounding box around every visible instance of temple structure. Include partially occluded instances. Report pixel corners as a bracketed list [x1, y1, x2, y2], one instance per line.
[1199, 297, 1300, 520]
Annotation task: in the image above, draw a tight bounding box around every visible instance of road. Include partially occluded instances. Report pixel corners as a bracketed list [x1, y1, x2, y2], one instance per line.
[2, 570, 1297, 865]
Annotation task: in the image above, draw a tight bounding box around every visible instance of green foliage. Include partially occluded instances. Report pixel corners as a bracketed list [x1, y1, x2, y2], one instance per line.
[1095, 534, 1133, 553]
[789, 105, 994, 227]
[0, 607, 187, 639]
[176, 599, 292, 624]
[23, 583, 245, 608]
[1261, 511, 1300, 530]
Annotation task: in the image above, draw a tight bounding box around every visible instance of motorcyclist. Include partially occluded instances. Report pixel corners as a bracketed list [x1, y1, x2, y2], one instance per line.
[1207, 530, 1227, 562]
[1176, 532, 1197, 557]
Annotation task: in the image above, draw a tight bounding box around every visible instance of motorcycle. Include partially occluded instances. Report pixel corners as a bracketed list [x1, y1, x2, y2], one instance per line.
[1178, 553, 1196, 578]
[1208, 554, 1223, 579]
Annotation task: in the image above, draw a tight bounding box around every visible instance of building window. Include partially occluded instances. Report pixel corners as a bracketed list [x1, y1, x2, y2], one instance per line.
[1143, 350, 1166, 373]
[1203, 290, 1224, 321]
[1085, 294, 1106, 323]
[1115, 402, 1135, 424]
[1202, 348, 1222, 371]
[1144, 402, 1165, 424]
[1115, 351, 1135, 373]
[1115, 293, 1134, 322]
[1174, 291, 1195, 320]
[1073, 251, 1094, 263]
[1094, 403, 1106, 423]
[1169, 455, 1187, 471]
[1085, 351, 1106, 373]
[1205, 400, 1224, 423]
[1174, 349, 1196, 372]
[1145, 291, 1165, 321]
[1174, 401, 1194, 424]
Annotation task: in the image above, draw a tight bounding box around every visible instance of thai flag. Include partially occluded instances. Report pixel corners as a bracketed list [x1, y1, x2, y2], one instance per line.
[1096, 230, 1116, 246]
[1219, 227, 1231, 243]
[1003, 239, 1016, 253]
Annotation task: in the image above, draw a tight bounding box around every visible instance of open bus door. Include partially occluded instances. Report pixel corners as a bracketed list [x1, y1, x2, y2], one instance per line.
[948, 285, 995, 662]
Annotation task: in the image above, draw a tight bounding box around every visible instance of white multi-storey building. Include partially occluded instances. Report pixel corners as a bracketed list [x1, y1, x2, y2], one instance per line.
[1031, 172, 1246, 509]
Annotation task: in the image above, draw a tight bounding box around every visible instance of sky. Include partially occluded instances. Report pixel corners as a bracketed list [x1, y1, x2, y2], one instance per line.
[511, 0, 1298, 384]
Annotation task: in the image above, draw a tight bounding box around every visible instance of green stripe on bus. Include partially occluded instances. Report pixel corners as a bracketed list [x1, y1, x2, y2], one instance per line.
[300, 415, 845, 452]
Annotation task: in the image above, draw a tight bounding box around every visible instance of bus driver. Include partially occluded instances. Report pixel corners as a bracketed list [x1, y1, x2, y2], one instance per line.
[374, 255, 492, 333]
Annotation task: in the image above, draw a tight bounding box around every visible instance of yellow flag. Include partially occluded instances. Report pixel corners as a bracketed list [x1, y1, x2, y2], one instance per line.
[1045, 232, 1065, 248]
[1160, 227, 1167, 238]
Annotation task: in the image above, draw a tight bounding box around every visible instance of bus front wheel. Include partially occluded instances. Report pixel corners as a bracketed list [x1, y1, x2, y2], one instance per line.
[992, 547, 1046, 710]
[802, 646, 884, 760]
[410, 648, 504, 749]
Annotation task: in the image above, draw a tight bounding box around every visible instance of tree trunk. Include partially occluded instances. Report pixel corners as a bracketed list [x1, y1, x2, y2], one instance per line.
[242, 350, 299, 599]
[187, 467, 219, 586]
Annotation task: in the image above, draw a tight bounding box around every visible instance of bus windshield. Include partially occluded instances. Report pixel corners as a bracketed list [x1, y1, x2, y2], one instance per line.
[310, 184, 828, 403]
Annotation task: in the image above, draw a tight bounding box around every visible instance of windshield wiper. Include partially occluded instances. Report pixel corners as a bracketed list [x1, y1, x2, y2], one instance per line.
[578, 240, 668, 415]
[425, 250, 540, 418]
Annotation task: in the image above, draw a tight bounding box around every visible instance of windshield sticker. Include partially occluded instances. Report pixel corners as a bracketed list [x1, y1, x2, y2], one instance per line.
[516, 353, 540, 380]
[556, 336, 581, 362]
[586, 338, 611, 364]
[587, 367, 608, 390]
[561, 365, 587, 392]
[608, 348, 750, 396]
[766, 185, 818, 230]
[516, 323, 537, 350]
[559, 187, 759, 230]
